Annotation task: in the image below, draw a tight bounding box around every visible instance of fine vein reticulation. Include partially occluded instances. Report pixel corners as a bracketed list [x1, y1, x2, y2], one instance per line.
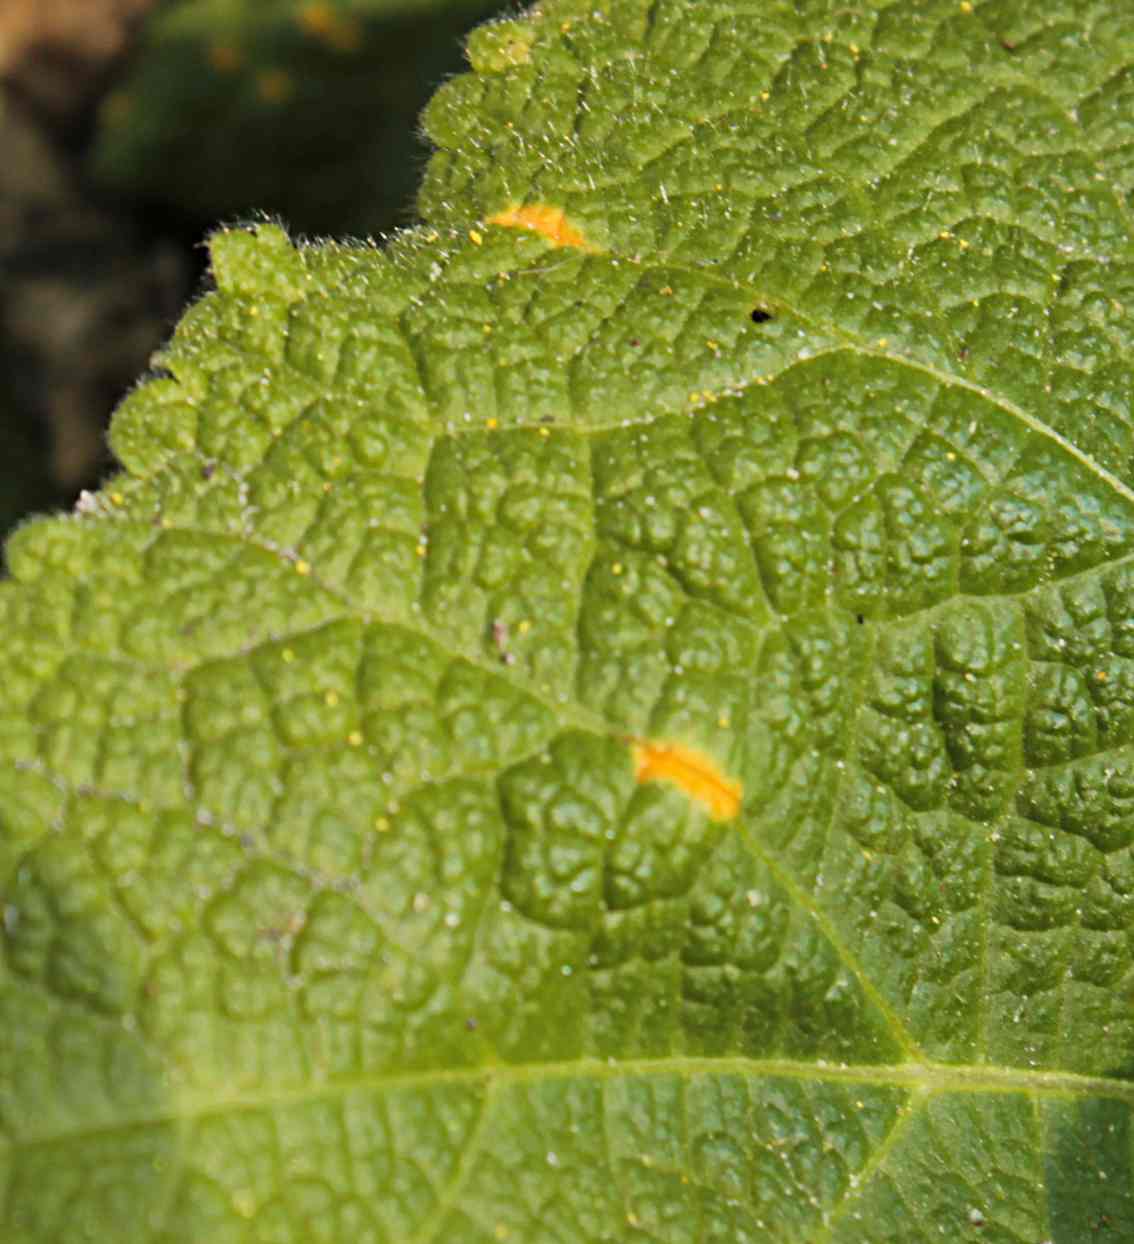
[2, 0, 1134, 1240]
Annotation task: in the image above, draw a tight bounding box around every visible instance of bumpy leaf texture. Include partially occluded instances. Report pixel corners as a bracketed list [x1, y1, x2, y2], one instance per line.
[4, 0, 1134, 1239]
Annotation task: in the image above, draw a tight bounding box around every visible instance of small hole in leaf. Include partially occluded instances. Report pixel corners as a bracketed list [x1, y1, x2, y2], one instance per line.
[750, 308, 774, 324]
[855, 614, 865, 625]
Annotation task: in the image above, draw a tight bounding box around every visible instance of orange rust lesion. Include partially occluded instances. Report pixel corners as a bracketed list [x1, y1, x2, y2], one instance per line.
[631, 739, 742, 822]
[486, 204, 600, 252]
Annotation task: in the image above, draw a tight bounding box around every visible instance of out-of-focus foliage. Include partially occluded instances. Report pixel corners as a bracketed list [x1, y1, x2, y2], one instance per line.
[89, 0, 504, 238]
[0, 0, 500, 554]
[0, 0, 158, 119]
[0, 355, 54, 540]
[0, 79, 189, 549]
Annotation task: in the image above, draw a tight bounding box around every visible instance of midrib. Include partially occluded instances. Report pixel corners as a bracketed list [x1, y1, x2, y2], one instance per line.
[7, 1052, 1134, 1151]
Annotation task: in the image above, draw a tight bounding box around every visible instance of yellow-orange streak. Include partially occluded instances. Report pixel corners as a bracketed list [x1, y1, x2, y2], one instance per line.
[632, 740, 742, 822]
[487, 204, 599, 252]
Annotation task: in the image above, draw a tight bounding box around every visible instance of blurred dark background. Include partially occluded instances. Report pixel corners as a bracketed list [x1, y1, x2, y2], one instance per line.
[0, 0, 500, 545]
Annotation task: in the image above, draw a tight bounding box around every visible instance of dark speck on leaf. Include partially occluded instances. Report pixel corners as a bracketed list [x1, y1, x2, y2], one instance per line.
[629, 338, 640, 347]
[465, 1017, 478, 1031]
[750, 308, 774, 324]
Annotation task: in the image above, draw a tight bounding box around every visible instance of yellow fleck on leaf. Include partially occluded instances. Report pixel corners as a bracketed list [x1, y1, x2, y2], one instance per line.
[487, 204, 600, 252]
[466, 20, 537, 73]
[631, 739, 742, 821]
[231, 1189, 257, 1218]
[295, 560, 312, 576]
[469, 228, 484, 245]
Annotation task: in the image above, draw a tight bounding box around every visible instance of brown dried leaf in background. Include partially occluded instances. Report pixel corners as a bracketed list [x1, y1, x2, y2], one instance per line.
[0, 0, 158, 119]
[0, 0, 186, 520]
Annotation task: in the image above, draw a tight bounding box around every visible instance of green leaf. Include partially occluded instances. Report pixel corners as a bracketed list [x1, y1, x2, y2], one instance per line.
[6, 0, 1134, 1238]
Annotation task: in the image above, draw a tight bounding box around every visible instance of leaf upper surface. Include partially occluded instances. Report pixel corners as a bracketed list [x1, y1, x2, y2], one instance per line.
[4, 0, 1134, 1240]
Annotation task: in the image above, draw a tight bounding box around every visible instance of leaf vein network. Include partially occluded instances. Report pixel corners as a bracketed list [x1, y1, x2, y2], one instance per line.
[9, 1054, 1134, 1154]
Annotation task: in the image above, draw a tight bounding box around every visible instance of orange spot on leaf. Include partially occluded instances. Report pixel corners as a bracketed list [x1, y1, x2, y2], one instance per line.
[631, 740, 742, 821]
[487, 204, 599, 252]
